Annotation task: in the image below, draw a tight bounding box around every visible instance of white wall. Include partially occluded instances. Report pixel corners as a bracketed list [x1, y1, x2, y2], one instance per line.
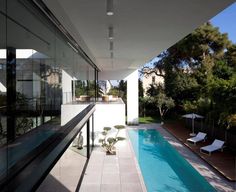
[98, 69, 139, 125]
[126, 70, 139, 125]
[0, 82, 6, 93]
[61, 104, 88, 126]
[61, 102, 125, 128]
[0, 68, 6, 93]
[94, 103, 125, 132]
[62, 70, 73, 104]
[61, 101, 125, 144]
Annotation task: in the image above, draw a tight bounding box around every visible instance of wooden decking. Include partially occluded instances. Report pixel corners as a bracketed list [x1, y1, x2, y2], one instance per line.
[163, 122, 236, 182]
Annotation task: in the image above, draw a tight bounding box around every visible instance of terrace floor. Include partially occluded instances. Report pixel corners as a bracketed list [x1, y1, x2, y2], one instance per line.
[80, 124, 235, 192]
[79, 128, 147, 192]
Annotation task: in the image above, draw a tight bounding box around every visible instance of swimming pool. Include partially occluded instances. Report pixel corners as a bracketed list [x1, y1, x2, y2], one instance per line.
[128, 129, 216, 192]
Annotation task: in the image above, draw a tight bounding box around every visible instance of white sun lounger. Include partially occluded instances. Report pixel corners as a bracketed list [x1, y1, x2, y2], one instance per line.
[187, 132, 207, 145]
[200, 139, 225, 155]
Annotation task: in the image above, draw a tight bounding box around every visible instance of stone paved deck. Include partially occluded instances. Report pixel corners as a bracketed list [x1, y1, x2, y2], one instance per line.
[79, 129, 146, 192]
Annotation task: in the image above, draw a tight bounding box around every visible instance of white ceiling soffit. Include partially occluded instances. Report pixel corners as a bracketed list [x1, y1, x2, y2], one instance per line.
[43, 0, 235, 72]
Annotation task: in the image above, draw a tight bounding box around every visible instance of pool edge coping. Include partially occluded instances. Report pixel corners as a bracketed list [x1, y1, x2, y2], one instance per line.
[125, 128, 148, 192]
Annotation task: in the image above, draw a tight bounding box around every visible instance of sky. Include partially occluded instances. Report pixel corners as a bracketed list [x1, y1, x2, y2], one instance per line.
[211, 2, 236, 43]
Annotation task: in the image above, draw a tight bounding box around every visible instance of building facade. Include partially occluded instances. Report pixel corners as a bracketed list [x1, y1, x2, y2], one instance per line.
[142, 72, 164, 96]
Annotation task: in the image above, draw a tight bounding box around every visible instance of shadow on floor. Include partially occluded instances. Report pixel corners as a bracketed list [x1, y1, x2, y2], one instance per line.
[163, 122, 236, 182]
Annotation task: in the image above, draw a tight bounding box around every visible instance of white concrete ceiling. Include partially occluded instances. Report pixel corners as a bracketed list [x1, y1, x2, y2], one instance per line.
[44, 0, 235, 73]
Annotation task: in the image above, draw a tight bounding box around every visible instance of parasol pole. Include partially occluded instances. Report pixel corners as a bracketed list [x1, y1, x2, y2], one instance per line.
[190, 114, 196, 136]
[192, 117, 194, 134]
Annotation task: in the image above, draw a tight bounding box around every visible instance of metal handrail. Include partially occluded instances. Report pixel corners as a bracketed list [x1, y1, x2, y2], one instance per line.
[1, 103, 95, 191]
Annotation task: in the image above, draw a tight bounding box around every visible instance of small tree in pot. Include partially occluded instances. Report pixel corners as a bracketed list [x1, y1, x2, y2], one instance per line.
[99, 125, 125, 155]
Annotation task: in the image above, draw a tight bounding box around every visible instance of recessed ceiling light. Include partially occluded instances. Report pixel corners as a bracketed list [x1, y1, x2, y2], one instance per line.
[106, 0, 114, 16]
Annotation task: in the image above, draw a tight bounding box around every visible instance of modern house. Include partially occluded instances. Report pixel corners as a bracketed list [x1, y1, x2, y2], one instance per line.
[0, 0, 235, 191]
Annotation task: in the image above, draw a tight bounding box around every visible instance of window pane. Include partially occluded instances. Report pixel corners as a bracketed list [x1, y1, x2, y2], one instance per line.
[0, 0, 7, 181]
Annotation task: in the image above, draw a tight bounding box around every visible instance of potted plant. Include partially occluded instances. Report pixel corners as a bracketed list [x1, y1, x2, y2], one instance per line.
[99, 125, 125, 155]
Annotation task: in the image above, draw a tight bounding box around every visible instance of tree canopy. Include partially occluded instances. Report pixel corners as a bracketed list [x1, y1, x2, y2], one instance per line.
[142, 22, 236, 130]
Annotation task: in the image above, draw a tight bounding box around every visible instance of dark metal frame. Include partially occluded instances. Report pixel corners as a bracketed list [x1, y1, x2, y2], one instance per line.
[6, 47, 16, 142]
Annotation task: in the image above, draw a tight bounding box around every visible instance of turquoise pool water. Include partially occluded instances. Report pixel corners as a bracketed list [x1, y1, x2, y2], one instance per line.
[128, 129, 216, 192]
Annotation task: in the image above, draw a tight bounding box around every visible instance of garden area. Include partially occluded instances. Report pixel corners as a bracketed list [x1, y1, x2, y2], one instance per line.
[140, 22, 236, 151]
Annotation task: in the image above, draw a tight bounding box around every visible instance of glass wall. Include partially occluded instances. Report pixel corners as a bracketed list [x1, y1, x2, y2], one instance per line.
[0, 0, 7, 185]
[73, 65, 97, 102]
[0, 0, 97, 188]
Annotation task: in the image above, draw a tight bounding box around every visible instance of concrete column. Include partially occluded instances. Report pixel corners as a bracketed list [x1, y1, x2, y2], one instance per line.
[127, 70, 139, 125]
[62, 70, 73, 104]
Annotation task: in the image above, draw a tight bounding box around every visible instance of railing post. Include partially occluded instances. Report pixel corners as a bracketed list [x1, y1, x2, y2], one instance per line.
[7, 47, 16, 141]
[86, 119, 90, 158]
[92, 114, 94, 147]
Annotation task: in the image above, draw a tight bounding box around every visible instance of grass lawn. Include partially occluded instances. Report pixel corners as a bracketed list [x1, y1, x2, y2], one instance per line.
[139, 116, 160, 124]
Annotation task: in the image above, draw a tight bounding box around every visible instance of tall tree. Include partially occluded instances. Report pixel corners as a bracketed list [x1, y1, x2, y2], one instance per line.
[141, 22, 235, 128]
[142, 22, 231, 102]
[139, 79, 144, 97]
[154, 93, 175, 122]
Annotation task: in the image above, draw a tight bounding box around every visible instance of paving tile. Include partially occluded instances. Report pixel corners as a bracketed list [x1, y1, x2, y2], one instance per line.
[86, 164, 103, 174]
[103, 156, 118, 165]
[119, 163, 137, 173]
[119, 157, 133, 165]
[101, 184, 120, 192]
[121, 183, 143, 192]
[81, 140, 146, 191]
[82, 173, 102, 184]
[102, 173, 120, 184]
[117, 148, 132, 154]
[79, 184, 100, 192]
[89, 151, 105, 159]
[118, 152, 132, 158]
[90, 151, 105, 158]
[103, 164, 119, 173]
[120, 173, 140, 183]
[89, 157, 104, 165]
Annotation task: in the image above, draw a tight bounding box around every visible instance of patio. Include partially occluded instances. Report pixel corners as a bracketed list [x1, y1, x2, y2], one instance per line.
[80, 124, 235, 192]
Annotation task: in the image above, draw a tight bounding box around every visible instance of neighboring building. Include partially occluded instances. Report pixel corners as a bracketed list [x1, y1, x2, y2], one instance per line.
[142, 71, 164, 96]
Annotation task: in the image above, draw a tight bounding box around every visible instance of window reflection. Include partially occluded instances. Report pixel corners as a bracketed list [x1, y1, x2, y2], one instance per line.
[15, 49, 62, 136]
[0, 0, 7, 184]
[0, 0, 97, 187]
[0, 50, 6, 145]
